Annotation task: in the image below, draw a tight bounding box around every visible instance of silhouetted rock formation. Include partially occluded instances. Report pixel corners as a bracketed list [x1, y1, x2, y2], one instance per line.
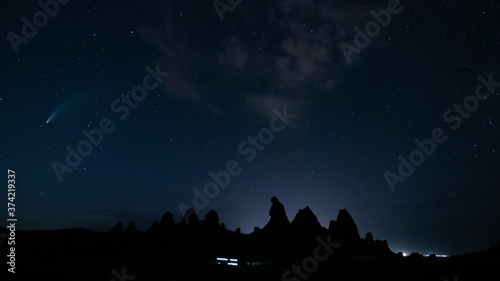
[146, 220, 159, 233]
[111, 221, 124, 233]
[204, 210, 220, 227]
[13, 195, 403, 273]
[290, 206, 322, 233]
[288, 206, 326, 252]
[333, 209, 360, 243]
[160, 211, 175, 227]
[263, 196, 290, 232]
[327, 212, 395, 256]
[183, 208, 199, 225]
[365, 232, 374, 243]
[126, 221, 136, 232]
[329, 208, 360, 244]
[360, 232, 393, 256]
[13, 196, 500, 281]
[409, 252, 424, 258]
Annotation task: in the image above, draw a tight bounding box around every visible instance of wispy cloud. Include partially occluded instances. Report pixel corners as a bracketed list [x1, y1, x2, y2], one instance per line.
[137, 0, 392, 120]
[218, 36, 249, 70]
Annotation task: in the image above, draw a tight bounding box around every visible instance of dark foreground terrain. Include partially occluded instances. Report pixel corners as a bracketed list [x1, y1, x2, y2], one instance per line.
[3, 196, 499, 280]
[16, 254, 500, 281]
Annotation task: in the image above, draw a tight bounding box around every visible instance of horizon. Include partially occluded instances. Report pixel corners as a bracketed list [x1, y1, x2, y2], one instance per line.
[7, 196, 497, 256]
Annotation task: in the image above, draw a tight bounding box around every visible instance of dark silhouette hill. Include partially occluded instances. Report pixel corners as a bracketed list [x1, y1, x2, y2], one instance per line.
[7, 196, 500, 281]
[263, 196, 290, 232]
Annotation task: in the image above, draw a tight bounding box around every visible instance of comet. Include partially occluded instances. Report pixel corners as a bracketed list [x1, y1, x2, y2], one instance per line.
[46, 109, 59, 124]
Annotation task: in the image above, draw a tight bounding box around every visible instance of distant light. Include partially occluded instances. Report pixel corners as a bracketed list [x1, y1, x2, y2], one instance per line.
[402, 252, 408, 257]
[216, 257, 238, 266]
[436, 254, 449, 258]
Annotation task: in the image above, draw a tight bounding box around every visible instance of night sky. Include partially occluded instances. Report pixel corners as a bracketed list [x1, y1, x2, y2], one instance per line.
[1, 0, 499, 256]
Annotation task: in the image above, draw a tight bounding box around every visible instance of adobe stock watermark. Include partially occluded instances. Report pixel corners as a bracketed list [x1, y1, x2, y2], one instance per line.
[7, 0, 72, 54]
[385, 73, 499, 192]
[51, 64, 169, 183]
[178, 106, 296, 222]
[213, 0, 244, 22]
[339, 0, 403, 64]
[282, 235, 340, 281]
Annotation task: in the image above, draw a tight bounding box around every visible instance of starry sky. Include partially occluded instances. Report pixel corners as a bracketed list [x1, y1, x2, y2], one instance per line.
[0, 0, 499, 256]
